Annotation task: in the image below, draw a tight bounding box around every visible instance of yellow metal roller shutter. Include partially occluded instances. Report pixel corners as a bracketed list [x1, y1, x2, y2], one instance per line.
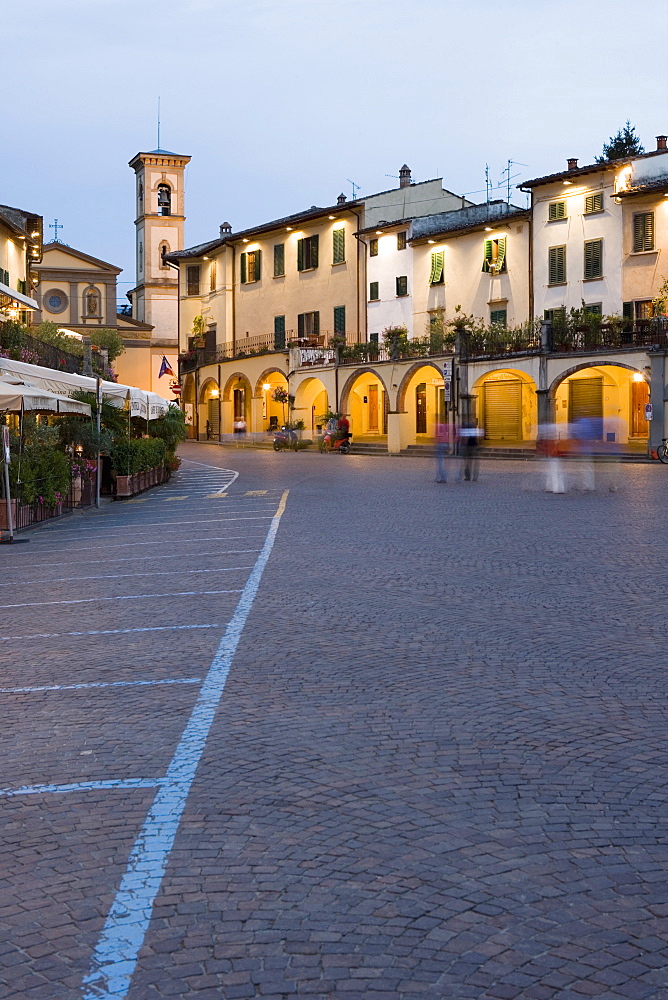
[484, 380, 522, 441]
[569, 377, 602, 423]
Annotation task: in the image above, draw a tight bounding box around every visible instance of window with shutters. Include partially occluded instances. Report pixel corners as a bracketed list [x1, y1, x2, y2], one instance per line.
[369, 281, 379, 300]
[396, 275, 408, 296]
[186, 265, 200, 296]
[274, 315, 286, 350]
[548, 245, 566, 285]
[273, 244, 285, 277]
[397, 231, 407, 251]
[297, 311, 319, 339]
[548, 201, 567, 221]
[544, 307, 566, 323]
[482, 237, 507, 274]
[584, 303, 602, 315]
[634, 300, 653, 320]
[209, 261, 217, 291]
[332, 229, 345, 264]
[584, 192, 604, 214]
[297, 235, 318, 271]
[240, 250, 261, 284]
[429, 251, 444, 284]
[369, 238, 378, 257]
[584, 239, 603, 280]
[1, 269, 9, 286]
[490, 308, 507, 327]
[333, 305, 346, 334]
[633, 212, 654, 252]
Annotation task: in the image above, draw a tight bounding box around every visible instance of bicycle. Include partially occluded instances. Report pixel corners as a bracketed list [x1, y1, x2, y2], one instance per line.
[658, 439, 668, 464]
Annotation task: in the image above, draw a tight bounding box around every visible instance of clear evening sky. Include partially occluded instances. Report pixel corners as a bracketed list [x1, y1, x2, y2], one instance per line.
[3, 0, 666, 300]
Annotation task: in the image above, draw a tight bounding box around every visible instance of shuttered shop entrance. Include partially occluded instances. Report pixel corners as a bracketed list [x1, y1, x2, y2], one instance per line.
[484, 380, 522, 441]
[568, 377, 603, 424]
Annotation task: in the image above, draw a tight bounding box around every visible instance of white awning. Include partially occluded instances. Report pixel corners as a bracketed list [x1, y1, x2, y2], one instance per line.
[0, 358, 170, 419]
[0, 281, 39, 310]
[0, 375, 92, 415]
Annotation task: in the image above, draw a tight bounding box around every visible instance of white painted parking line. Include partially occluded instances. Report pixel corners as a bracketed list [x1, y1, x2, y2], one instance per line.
[3, 565, 253, 587]
[39, 515, 274, 534]
[0, 623, 225, 642]
[0, 549, 261, 574]
[0, 589, 243, 610]
[0, 778, 164, 798]
[82, 489, 289, 1000]
[0, 677, 201, 694]
[25, 536, 263, 556]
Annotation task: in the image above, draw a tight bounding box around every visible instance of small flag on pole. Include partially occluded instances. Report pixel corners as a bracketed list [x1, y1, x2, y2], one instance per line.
[158, 355, 175, 378]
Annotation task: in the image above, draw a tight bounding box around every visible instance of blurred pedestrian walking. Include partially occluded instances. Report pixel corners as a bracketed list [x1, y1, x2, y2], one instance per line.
[538, 422, 565, 493]
[434, 420, 454, 483]
[459, 421, 482, 482]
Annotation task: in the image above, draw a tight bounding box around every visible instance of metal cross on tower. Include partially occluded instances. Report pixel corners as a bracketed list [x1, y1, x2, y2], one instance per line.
[49, 219, 64, 242]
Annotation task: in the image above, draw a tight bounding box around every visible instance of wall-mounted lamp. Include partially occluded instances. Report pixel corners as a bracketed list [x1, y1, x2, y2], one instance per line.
[210, 388, 219, 397]
[262, 383, 272, 391]
[632, 372, 645, 382]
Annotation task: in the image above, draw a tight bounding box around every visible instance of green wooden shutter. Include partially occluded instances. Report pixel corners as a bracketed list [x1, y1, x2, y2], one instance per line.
[429, 251, 444, 284]
[255, 249, 261, 281]
[549, 246, 566, 284]
[549, 201, 566, 221]
[333, 229, 345, 264]
[490, 309, 507, 326]
[482, 239, 493, 272]
[240, 252, 247, 284]
[297, 313, 305, 337]
[496, 237, 506, 272]
[333, 306, 345, 333]
[633, 212, 654, 252]
[274, 243, 285, 276]
[313, 311, 320, 335]
[369, 281, 379, 300]
[623, 302, 633, 320]
[584, 239, 603, 279]
[297, 239, 304, 271]
[396, 276, 407, 296]
[310, 235, 319, 269]
[274, 315, 286, 349]
[585, 193, 603, 213]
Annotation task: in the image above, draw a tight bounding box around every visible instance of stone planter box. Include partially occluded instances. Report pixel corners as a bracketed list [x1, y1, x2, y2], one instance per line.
[114, 465, 168, 499]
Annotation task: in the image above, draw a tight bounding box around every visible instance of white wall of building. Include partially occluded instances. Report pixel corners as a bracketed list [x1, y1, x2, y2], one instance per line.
[532, 166, 623, 318]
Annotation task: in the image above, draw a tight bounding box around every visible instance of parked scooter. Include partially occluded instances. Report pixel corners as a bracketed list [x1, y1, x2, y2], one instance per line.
[319, 430, 352, 454]
[273, 426, 299, 452]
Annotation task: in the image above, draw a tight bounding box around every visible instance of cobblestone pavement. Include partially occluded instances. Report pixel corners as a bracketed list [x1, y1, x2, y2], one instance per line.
[1, 445, 667, 1000]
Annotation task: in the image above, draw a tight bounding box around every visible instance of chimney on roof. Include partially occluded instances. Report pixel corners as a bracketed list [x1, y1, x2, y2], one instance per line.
[220, 222, 232, 236]
[337, 192, 347, 204]
[399, 164, 411, 188]
[657, 135, 667, 151]
[567, 158, 579, 171]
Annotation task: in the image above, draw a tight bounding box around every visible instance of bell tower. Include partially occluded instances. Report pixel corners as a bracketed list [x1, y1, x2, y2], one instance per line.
[128, 147, 191, 344]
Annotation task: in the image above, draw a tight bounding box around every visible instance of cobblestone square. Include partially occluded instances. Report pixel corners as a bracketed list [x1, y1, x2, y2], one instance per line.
[0, 445, 666, 999]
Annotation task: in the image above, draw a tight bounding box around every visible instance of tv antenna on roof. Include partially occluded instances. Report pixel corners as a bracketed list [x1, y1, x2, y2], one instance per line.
[500, 159, 528, 203]
[157, 96, 161, 149]
[346, 178, 360, 200]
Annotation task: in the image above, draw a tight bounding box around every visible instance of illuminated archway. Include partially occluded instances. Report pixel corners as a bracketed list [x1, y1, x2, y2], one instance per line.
[221, 372, 252, 435]
[293, 376, 329, 434]
[198, 378, 220, 439]
[396, 363, 445, 440]
[550, 363, 649, 448]
[471, 368, 538, 445]
[254, 369, 289, 432]
[181, 374, 196, 438]
[339, 368, 389, 439]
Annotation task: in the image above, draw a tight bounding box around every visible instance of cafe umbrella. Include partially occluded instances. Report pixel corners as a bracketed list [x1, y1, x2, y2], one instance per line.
[0, 375, 91, 542]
